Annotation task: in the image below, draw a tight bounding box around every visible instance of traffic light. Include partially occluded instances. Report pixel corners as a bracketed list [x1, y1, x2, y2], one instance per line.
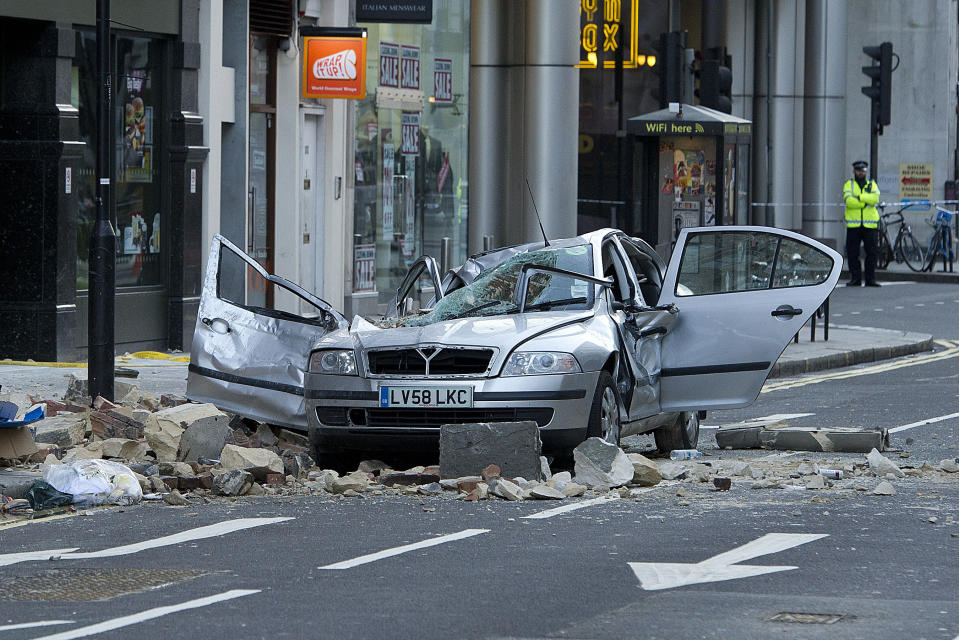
[862, 42, 893, 128]
[653, 31, 684, 108]
[698, 47, 732, 113]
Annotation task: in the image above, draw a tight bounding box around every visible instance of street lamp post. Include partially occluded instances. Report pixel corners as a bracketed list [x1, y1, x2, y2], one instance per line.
[89, 0, 116, 402]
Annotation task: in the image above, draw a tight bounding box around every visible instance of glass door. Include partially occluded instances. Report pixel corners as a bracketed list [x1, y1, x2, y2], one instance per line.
[248, 35, 276, 307]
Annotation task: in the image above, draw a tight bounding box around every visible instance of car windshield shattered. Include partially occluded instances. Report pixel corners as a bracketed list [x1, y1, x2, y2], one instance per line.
[404, 244, 595, 326]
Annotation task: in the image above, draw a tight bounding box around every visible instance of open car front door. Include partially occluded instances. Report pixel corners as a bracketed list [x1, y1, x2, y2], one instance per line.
[657, 226, 841, 411]
[187, 234, 348, 429]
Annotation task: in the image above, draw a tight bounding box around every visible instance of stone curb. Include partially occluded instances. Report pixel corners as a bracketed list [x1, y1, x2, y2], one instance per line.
[841, 268, 959, 284]
[769, 335, 935, 378]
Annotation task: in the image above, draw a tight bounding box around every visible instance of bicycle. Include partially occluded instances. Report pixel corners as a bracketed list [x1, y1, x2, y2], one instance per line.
[876, 203, 925, 272]
[923, 206, 955, 273]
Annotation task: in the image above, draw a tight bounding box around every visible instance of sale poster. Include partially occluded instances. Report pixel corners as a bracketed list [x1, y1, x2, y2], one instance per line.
[382, 135, 395, 236]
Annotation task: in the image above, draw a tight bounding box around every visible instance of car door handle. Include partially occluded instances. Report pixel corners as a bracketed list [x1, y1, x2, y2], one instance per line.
[201, 317, 232, 334]
[639, 326, 668, 338]
[771, 306, 803, 318]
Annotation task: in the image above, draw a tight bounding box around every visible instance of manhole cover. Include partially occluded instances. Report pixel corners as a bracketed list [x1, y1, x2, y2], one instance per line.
[768, 612, 853, 625]
[0, 568, 218, 601]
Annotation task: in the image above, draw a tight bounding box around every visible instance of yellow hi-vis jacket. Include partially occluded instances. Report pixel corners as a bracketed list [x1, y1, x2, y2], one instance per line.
[843, 178, 880, 228]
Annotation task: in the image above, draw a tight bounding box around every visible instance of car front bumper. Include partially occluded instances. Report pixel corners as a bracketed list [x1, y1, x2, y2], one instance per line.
[305, 370, 600, 454]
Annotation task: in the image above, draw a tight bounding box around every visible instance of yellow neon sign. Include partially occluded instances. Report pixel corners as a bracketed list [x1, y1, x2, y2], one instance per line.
[577, 0, 642, 69]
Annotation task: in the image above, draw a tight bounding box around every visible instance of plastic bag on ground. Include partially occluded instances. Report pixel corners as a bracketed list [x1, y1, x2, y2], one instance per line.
[25, 481, 74, 511]
[43, 459, 144, 506]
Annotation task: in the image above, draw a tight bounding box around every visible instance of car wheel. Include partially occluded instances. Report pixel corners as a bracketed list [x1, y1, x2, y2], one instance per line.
[586, 371, 622, 446]
[654, 411, 699, 452]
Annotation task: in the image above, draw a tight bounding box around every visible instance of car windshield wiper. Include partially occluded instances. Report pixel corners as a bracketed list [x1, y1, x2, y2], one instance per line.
[455, 300, 508, 318]
[521, 297, 589, 312]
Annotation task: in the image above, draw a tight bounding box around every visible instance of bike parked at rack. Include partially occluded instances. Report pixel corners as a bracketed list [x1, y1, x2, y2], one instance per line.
[924, 207, 955, 273]
[877, 204, 925, 272]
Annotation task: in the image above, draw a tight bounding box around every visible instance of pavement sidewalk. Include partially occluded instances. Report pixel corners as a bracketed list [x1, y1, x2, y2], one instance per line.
[845, 257, 959, 284]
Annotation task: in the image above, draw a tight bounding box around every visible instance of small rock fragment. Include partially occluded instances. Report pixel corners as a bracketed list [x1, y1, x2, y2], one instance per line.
[481, 464, 501, 481]
[939, 458, 959, 473]
[805, 474, 827, 490]
[658, 462, 687, 481]
[547, 471, 571, 491]
[163, 490, 189, 506]
[529, 485, 565, 500]
[329, 471, 370, 494]
[212, 469, 254, 496]
[867, 448, 905, 478]
[627, 453, 662, 487]
[872, 481, 896, 496]
[490, 477, 524, 501]
[561, 482, 587, 497]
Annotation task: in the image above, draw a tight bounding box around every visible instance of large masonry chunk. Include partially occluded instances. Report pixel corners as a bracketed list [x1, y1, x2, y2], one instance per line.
[177, 409, 231, 462]
[573, 438, 633, 488]
[219, 444, 284, 480]
[34, 415, 88, 448]
[439, 422, 542, 481]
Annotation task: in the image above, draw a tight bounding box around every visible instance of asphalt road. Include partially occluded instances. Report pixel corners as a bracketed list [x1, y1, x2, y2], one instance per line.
[1, 281, 958, 640]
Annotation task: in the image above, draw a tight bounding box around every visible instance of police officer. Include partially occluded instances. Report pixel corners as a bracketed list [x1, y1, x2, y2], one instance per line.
[843, 160, 881, 286]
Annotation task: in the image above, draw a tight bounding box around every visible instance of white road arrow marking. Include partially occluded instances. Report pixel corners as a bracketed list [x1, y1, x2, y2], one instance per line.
[628, 532, 828, 590]
[0, 518, 291, 569]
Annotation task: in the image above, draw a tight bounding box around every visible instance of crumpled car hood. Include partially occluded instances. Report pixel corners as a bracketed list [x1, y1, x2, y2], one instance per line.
[313, 310, 594, 354]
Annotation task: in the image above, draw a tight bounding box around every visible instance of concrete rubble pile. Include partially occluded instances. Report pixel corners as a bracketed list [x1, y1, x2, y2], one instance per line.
[1, 381, 958, 514]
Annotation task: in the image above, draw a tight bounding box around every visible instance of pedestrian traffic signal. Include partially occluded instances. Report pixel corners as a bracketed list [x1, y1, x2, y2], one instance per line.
[697, 47, 732, 113]
[652, 31, 684, 108]
[862, 42, 893, 129]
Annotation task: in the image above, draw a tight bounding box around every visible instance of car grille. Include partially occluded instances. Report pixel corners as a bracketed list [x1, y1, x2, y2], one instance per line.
[351, 408, 553, 428]
[315, 407, 349, 426]
[366, 347, 494, 376]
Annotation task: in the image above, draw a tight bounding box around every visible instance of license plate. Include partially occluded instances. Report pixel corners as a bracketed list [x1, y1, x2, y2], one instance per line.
[379, 386, 473, 408]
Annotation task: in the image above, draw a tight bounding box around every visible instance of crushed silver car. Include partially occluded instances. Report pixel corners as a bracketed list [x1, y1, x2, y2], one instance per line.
[187, 227, 840, 468]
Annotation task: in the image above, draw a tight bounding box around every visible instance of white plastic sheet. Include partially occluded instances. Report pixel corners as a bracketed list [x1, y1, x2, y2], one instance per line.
[43, 459, 143, 506]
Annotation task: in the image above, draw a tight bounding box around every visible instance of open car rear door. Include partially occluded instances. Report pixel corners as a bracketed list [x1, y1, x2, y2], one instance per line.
[187, 234, 348, 429]
[657, 226, 841, 411]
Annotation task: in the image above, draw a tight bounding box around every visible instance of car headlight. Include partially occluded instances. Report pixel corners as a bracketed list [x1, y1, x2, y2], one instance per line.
[502, 352, 581, 376]
[309, 349, 357, 375]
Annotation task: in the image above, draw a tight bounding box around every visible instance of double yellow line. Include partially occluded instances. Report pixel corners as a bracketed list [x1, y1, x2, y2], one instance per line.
[0, 350, 189, 368]
[762, 339, 959, 393]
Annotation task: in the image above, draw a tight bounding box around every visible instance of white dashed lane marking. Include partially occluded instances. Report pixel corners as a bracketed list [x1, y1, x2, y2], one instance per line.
[318, 529, 490, 570]
[0, 621, 73, 632]
[29, 590, 259, 640]
[889, 412, 959, 433]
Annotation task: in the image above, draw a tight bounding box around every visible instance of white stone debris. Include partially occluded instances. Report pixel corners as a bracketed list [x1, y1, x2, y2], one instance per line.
[871, 481, 896, 496]
[626, 453, 662, 487]
[572, 438, 633, 488]
[939, 458, 959, 473]
[867, 448, 905, 478]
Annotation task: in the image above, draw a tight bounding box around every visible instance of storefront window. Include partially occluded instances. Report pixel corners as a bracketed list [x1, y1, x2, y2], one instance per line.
[73, 33, 164, 289]
[354, 0, 469, 306]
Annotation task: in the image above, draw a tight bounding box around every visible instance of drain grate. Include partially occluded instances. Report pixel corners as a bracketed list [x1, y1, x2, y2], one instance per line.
[0, 568, 218, 601]
[768, 612, 853, 625]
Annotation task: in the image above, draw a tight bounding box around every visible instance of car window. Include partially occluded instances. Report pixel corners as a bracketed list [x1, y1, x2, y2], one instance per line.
[771, 238, 834, 288]
[620, 239, 663, 305]
[676, 231, 778, 296]
[676, 231, 834, 296]
[403, 244, 594, 325]
[217, 242, 332, 325]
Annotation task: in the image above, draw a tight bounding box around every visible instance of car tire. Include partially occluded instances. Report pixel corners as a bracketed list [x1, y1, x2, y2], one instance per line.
[585, 371, 622, 447]
[654, 411, 700, 453]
